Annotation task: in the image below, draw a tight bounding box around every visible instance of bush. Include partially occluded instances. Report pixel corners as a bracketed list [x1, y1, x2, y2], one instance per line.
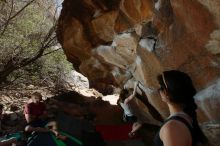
[0, 0, 73, 89]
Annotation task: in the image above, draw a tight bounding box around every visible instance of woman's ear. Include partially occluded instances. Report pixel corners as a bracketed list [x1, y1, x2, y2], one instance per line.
[163, 90, 171, 102]
[164, 89, 169, 97]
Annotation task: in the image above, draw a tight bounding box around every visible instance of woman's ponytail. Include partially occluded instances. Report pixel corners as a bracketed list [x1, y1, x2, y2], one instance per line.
[183, 98, 209, 145]
[161, 70, 209, 146]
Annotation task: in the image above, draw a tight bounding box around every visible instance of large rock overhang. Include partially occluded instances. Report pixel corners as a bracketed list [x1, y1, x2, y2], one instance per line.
[57, 0, 220, 123]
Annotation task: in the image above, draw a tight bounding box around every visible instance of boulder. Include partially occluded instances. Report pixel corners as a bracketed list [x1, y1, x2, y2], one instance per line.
[57, 0, 220, 124]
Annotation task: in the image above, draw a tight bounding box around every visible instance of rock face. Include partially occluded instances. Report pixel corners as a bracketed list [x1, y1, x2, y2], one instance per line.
[57, 0, 220, 124]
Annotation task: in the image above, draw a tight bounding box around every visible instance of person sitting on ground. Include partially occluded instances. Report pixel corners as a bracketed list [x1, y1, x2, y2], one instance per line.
[23, 92, 66, 140]
[0, 104, 18, 146]
[118, 82, 142, 137]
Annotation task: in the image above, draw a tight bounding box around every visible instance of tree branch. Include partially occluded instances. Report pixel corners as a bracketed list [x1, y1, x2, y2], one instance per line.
[42, 48, 61, 57]
[0, 0, 14, 35]
[0, 31, 56, 84]
[17, 24, 57, 69]
[0, 0, 36, 35]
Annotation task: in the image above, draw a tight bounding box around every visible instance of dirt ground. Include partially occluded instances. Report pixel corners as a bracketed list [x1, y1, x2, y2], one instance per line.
[0, 87, 122, 133]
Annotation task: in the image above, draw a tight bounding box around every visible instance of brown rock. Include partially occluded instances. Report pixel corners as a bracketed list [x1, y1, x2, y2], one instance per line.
[202, 122, 220, 146]
[57, 0, 220, 123]
[92, 11, 118, 42]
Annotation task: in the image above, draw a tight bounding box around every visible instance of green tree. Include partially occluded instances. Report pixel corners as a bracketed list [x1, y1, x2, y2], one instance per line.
[0, 0, 72, 88]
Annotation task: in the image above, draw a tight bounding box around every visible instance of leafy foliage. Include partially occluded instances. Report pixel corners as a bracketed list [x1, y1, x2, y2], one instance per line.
[0, 0, 73, 89]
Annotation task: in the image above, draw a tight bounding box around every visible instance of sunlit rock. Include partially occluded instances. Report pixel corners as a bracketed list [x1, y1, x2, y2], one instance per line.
[57, 0, 220, 125]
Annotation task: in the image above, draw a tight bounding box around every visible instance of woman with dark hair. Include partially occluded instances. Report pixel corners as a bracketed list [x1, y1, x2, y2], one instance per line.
[118, 87, 137, 123]
[117, 82, 142, 137]
[154, 70, 209, 146]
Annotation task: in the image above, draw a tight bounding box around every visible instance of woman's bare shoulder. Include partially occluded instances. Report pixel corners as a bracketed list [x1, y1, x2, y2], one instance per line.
[160, 120, 192, 146]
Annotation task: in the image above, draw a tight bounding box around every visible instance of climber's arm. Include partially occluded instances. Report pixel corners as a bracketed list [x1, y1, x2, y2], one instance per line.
[124, 81, 138, 104]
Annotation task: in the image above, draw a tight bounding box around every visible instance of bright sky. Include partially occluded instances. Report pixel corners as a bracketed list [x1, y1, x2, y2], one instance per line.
[55, 0, 63, 15]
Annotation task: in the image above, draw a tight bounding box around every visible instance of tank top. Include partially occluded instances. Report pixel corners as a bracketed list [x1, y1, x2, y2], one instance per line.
[154, 115, 195, 146]
[119, 102, 134, 117]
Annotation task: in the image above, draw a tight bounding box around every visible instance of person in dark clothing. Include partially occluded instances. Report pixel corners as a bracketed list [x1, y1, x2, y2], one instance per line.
[0, 104, 18, 146]
[24, 92, 66, 140]
[154, 70, 209, 146]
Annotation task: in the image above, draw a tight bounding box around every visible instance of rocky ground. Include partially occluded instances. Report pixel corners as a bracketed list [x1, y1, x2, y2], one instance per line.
[0, 70, 121, 135]
[0, 85, 121, 133]
[1, 86, 220, 146]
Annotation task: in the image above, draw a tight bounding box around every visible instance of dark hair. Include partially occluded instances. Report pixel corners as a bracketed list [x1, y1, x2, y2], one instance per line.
[0, 104, 3, 110]
[157, 70, 209, 145]
[31, 92, 42, 98]
[119, 89, 130, 102]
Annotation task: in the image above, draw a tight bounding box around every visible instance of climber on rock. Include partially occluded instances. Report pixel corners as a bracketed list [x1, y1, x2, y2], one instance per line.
[118, 86, 137, 123]
[118, 81, 142, 137]
[118, 79, 165, 138]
